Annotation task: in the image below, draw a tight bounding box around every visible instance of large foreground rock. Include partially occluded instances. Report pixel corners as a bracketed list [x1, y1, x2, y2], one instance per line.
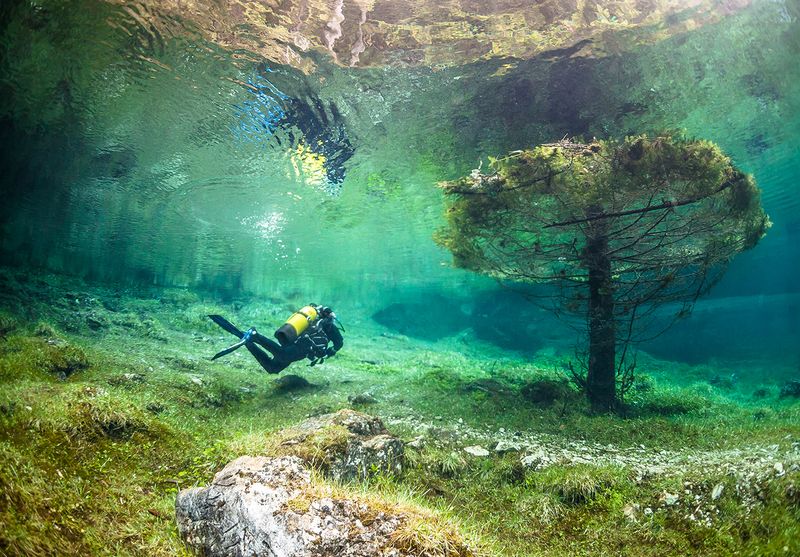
[176, 455, 473, 557]
[276, 409, 404, 481]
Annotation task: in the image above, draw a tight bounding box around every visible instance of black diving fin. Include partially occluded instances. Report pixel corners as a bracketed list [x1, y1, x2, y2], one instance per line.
[208, 314, 245, 338]
[211, 340, 247, 360]
[208, 315, 254, 360]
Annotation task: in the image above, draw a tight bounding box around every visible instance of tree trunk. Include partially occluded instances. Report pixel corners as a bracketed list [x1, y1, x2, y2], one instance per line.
[586, 230, 616, 412]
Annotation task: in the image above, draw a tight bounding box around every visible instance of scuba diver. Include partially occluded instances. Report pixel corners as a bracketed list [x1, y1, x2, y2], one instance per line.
[207, 304, 344, 374]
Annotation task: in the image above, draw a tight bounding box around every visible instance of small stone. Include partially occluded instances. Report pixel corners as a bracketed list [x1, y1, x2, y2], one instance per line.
[520, 450, 551, 470]
[494, 440, 522, 454]
[711, 484, 724, 500]
[663, 492, 679, 506]
[623, 503, 640, 521]
[643, 507, 653, 516]
[407, 436, 425, 450]
[774, 462, 785, 476]
[464, 445, 490, 457]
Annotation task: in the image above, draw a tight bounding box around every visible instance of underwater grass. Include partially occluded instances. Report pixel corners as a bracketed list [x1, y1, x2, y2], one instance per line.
[0, 268, 798, 556]
[400, 444, 800, 557]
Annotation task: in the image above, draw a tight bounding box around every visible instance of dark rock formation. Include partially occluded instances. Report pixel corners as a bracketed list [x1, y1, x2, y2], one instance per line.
[273, 374, 316, 392]
[347, 392, 377, 405]
[520, 379, 576, 406]
[780, 380, 800, 398]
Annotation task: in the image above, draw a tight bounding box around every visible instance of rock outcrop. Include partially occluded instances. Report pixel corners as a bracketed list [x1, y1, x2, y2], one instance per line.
[275, 409, 404, 481]
[176, 456, 398, 556]
[176, 455, 473, 557]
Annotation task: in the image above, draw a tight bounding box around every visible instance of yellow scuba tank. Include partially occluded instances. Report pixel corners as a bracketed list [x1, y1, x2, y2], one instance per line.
[274, 305, 319, 346]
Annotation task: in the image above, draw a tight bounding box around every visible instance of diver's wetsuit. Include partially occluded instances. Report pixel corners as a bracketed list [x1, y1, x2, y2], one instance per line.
[245, 318, 343, 374]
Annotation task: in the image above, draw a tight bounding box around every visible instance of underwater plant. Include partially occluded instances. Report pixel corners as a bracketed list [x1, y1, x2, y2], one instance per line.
[437, 133, 770, 411]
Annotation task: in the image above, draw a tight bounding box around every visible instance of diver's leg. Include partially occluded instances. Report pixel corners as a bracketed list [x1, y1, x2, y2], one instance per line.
[250, 332, 284, 354]
[245, 343, 283, 374]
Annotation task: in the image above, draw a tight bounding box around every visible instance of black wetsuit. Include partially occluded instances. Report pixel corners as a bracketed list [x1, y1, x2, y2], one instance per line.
[244, 318, 344, 374]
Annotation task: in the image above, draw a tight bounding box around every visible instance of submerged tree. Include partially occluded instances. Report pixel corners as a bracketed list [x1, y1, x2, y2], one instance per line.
[436, 134, 770, 411]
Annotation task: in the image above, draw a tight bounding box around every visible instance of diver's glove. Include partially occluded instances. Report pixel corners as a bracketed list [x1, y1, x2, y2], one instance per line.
[324, 347, 337, 358]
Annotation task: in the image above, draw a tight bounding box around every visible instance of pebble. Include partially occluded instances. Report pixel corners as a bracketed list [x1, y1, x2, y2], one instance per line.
[494, 440, 522, 453]
[407, 436, 425, 449]
[711, 484, 724, 500]
[663, 492, 679, 506]
[623, 503, 639, 521]
[464, 445, 490, 457]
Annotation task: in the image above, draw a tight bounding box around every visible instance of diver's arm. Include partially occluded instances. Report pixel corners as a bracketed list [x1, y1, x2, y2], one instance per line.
[325, 322, 344, 354]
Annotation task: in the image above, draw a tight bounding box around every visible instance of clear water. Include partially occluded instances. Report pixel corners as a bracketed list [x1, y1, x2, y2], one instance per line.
[2, 2, 800, 555]
[1, 0, 798, 366]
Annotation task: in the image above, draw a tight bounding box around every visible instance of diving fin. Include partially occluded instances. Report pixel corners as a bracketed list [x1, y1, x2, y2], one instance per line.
[208, 317, 256, 361]
[211, 339, 247, 360]
[208, 314, 245, 338]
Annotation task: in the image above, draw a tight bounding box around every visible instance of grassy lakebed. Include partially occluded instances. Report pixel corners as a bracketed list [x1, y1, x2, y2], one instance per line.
[0, 267, 798, 556]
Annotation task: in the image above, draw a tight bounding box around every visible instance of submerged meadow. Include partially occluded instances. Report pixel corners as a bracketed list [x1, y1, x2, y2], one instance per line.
[1, 0, 799, 555]
[0, 268, 798, 555]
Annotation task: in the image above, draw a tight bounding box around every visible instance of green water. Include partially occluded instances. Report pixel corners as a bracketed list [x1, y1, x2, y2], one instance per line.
[0, 1, 799, 555]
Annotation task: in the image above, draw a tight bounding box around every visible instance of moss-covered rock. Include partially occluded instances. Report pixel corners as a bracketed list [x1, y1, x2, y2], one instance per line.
[42, 343, 90, 379]
[176, 455, 477, 557]
[265, 410, 404, 482]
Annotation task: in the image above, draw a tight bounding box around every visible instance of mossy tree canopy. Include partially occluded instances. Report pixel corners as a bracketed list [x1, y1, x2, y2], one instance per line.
[438, 134, 769, 317]
[437, 133, 770, 408]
